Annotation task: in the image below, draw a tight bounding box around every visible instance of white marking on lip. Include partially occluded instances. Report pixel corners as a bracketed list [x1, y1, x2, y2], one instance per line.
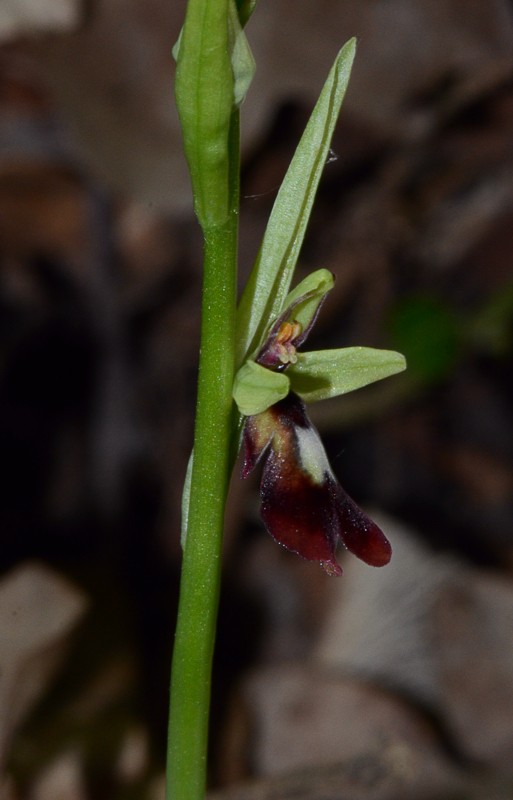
[295, 425, 334, 485]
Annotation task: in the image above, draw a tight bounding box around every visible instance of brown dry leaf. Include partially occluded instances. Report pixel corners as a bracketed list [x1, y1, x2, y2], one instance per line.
[0, 0, 80, 40]
[28, 750, 86, 800]
[315, 515, 513, 768]
[0, 164, 89, 264]
[234, 666, 445, 779]
[0, 562, 88, 771]
[208, 743, 463, 800]
[434, 573, 513, 764]
[315, 516, 459, 707]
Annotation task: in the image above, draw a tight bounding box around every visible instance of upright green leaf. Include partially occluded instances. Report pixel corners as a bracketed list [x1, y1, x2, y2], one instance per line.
[236, 38, 356, 365]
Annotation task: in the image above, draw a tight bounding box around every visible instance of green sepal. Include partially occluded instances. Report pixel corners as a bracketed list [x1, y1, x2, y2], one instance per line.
[235, 39, 356, 366]
[233, 360, 290, 415]
[288, 347, 407, 403]
[281, 268, 334, 333]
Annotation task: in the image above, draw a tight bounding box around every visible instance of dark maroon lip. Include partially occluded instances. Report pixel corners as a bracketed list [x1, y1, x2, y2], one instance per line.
[243, 392, 392, 575]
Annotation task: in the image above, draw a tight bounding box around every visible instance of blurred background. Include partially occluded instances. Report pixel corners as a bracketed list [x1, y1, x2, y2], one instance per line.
[1, 1, 513, 798]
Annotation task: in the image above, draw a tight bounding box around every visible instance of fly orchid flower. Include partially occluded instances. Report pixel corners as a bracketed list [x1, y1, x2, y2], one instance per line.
[233, 269, 406, 576]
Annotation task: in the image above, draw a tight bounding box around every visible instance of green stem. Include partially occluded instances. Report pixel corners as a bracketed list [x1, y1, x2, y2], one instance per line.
[166, 111, 240, 800]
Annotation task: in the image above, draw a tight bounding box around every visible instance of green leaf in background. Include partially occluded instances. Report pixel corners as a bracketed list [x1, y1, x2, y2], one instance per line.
[235, 39, 356, 366]
[233, 360, 290, 415]
[389, 296, 460, 382]
[288, 347, 407, 402]
[174, 0, 233, 228]
[470, 281, 513, 356]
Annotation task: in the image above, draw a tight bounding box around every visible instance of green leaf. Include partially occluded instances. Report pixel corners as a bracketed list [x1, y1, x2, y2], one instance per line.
[236, 39, 356, 366]
[174, 0, 233, 228]
[233, 360, 290, 415]
[288, 347, 407, 402]
[228, 0, 256, 107]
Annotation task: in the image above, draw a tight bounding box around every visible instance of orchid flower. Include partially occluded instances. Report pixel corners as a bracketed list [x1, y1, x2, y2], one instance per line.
[233, 269, 406, 575]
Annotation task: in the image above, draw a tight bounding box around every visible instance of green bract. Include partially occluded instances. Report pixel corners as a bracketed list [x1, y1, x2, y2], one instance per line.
[235, 39, 356, 366]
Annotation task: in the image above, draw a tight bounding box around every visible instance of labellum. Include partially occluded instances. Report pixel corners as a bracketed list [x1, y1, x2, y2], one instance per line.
[243, 392, 392, 576]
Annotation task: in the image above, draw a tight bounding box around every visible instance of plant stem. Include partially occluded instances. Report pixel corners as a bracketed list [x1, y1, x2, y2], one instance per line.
[166, 111, 240, 800]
